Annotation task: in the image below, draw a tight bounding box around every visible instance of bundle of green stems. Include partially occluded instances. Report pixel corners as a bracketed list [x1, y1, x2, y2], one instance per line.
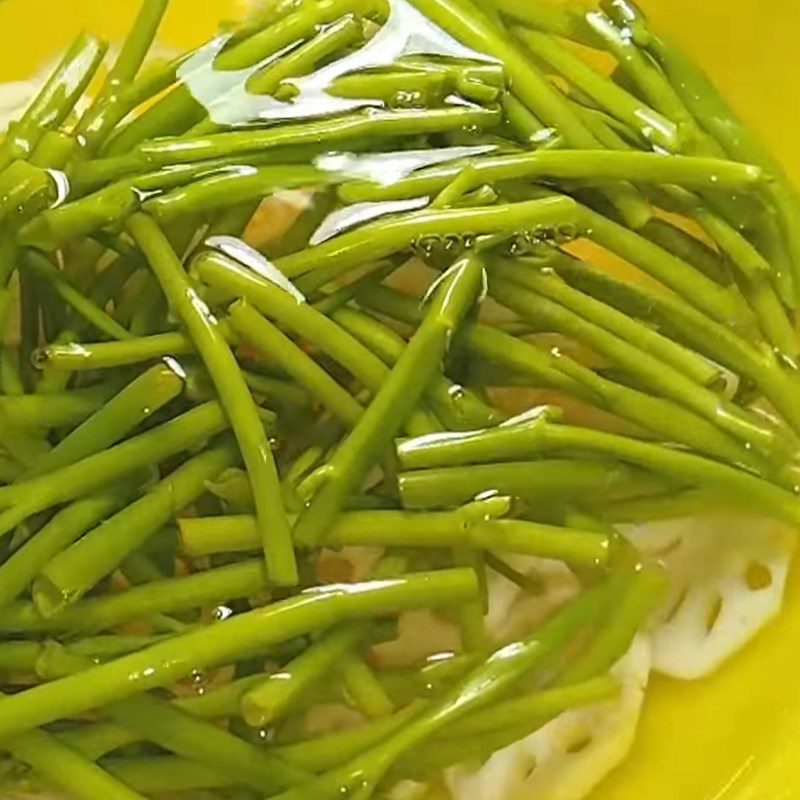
[0, 0, 798, 797]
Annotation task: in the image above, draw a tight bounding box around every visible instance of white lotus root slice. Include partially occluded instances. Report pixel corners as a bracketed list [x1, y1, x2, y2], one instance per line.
[446, 635, 651, 800]
[623, 515, 795, 680]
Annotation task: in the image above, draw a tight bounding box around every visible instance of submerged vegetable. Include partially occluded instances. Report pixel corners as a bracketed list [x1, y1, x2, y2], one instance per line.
[0, 0, 798, 799]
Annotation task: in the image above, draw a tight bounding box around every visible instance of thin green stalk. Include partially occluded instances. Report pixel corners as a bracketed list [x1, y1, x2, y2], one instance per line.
[639, 217, 730, 285]
[64, 106, 501, 191]
[0, 383, 119, 430]
[276, 194, 578, 279]
[0, 569, 477, 740]
[21, 251, 133, 341]
[399, 418, 800, 525]
[177, 502, 608, 566]
[0, 484, 136, 612]
[340, 655, 395, 719]
[579, 205, 753, 326]
[143, 165, 330, 224]
[75, 0, 170, 153]
[241, 622, 372, 727]
[229, 301, 363, 426]
[0, 696, 149, 800]
[558, 566, 666, 684]
[32, 442, 239, 616]
[486, 0, 600, 46]
[595, 488, 736, 522]
[33, 332, 193, 371]
[189, 14, 365, 135]
[493, 255, 719, 386]
[338, 149, 761, 204]
[399, 458, 666, 510]
[488, 265, 772, 461]
[549, 258, 800, 436]
[128, 214, 296, 584]
[332, 306, 504, 430]
[502, 93, 551, 146]
[268, 578, 616, 800]
[263, 190, 338, 260]
[357, 284, 781, 465]
[103, 0, 374, 152]
[84, 757, 232, 794]
[0, 401, 232, 538]
[0, 33, 107, 169]
[193, 251, 435, 436]
[24, 363, 184, 478]
[36, 645, 309, 793]
[1, 559, 272, 635]
[514, 27, 678, 151]
[293, 254, 485, 547]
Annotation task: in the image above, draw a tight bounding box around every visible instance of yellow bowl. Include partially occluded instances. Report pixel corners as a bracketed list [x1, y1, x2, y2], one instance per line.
[1, 2, 799, 798]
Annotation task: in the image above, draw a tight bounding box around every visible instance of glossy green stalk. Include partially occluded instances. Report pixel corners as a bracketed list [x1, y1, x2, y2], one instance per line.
[340, 654, 395, 719]
[515, 27, 678, 151]
[105, 0, 373, 151]
[338, 149, 762, 204]
[595, 488, 736, 523]
[242, 371, 312, 409]
[584, 11, 714, 152]
[36, 645, 308, 793]
[229, 300, 362, 426]
[32, 442, 239, 616]
[358, 284, 778, 465]
[0, 569, 477, 740]
[331, 306, 503, 430]
[33, 332, 193, 371]
[277, 194, 579, 280]
[400, 419, 800, 525]
[558, 566, 665, 684]
[79, 106, 501, 186]
[143, 165, 330, 224]
[54, 678, 271, 761]
[502, 93, 552, 146]
[0, 698, 149, 800]
[407, 0, 650, 227]
[399, 458, 666, 510]
[293, 253, 485, 547]
[24, 363, 184, 478]
[486, 0, 600, 46]
[579, 206, 753, 326]
[177, 501, 608, 565]
[263, 190, 338, 260]
[0, 485, 135, 612]
[241, 622, 372, 726]
[189, 14, 365, 136]
[638, 217, 730, 285]
[0, 401, 231, 538]
[1, 559, 272, 635]
[268, 579, 612, 800]
[21, 251, 132, 341]
[488, 266, 771, 461]
[0, 383, 119, 431]
[193, 251, 434, 436]
[549, 258, 800, 436]
[0, 33, 107, 169]
[0, 636, 164, 677]
[128, 214, 296, 584]
[75, 0, 170, 152]
[494, 255, 718, 386]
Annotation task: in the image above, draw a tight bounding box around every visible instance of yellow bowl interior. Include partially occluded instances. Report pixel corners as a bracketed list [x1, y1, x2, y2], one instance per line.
[1, 1, 799, 798]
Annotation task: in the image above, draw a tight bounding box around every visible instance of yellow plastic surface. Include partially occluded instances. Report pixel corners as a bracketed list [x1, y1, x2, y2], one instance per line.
[1, 2, 799, 798]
